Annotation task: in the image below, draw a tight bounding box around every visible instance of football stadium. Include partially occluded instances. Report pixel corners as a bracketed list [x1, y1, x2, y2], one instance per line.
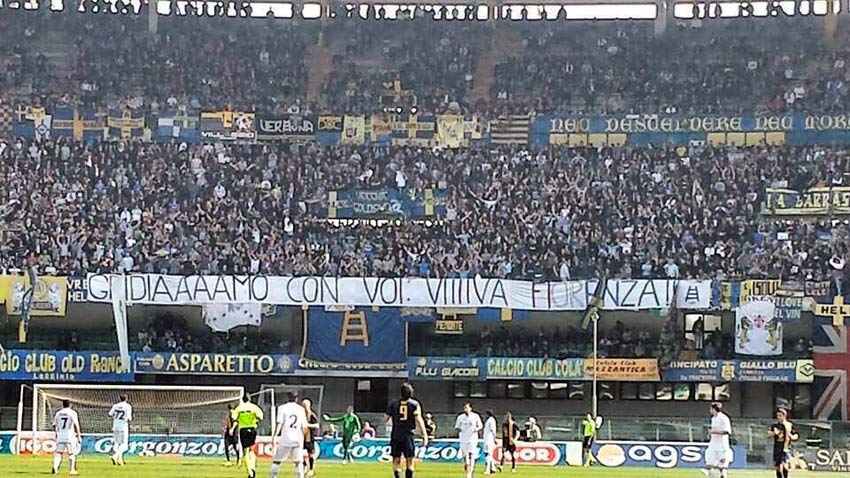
[1, 1, 850, 478]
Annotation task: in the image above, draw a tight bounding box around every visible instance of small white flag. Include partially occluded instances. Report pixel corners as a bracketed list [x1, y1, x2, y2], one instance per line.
[204, 303, 262, 332]
[34, 115, 51, 141]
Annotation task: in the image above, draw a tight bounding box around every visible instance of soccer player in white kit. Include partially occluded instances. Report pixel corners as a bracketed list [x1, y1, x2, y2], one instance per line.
[455, 402, 483, 478]
[108, 394, 133, 466]
[704, 402, 733, 478]
[52, 399, 81, 476]
[482, 410, 498, 475]
[271, 391, 308, 478]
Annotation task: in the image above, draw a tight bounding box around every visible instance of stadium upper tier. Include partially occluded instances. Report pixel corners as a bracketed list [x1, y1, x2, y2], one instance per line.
[1, 11, 848, 281]
[0, 137, 845, 280]
[0, 11, 847, 114]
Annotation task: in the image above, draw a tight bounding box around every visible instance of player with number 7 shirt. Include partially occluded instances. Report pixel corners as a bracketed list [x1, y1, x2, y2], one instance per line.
[52, 399, 81, 476]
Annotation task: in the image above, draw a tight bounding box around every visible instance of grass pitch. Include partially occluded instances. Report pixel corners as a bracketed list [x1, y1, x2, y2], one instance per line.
[0, 456, 832, 478]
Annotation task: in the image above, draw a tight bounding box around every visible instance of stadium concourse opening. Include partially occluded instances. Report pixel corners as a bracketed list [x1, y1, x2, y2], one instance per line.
[1, 3, 850, 478]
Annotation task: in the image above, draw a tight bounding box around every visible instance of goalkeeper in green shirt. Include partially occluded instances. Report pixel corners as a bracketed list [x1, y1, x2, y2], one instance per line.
[323, 405, 362, 464]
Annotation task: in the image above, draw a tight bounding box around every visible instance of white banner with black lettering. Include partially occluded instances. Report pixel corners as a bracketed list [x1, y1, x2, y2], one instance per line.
[86, 275, 711, 311]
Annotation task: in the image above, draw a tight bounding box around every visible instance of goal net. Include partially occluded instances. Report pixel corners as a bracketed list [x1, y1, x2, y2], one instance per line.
[256, 384, 324, 433]
[31, 384, 244, 449]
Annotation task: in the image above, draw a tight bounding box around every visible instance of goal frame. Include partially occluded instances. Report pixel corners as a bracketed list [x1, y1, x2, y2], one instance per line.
[28, 384, 244, 455]
[258, 383, 325, 433]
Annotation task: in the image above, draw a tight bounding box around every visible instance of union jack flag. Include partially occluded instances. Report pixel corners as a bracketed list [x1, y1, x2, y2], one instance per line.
[813, 317, 849, 421]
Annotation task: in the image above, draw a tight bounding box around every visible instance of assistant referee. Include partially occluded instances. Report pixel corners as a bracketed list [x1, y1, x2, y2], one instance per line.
[581, 413, 597, 466]
[232, 395, 264, 478]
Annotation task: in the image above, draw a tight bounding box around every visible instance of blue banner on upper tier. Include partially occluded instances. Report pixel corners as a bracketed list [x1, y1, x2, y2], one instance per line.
[533, 113, 850, 147]
[8, 104, 850, 148]
[661, 359, 814, 383]
[303, 308, 407, 366]
[155, 111, 200, 142]
[0, 350, 133, 382]
[324, 188, 447, 219]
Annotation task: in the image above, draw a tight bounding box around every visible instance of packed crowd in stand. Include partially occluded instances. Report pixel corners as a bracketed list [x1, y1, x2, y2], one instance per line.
[0, 10, 843, 360]
[493, 20, 850, 115]
[3, 315, 811, 361]
[321, 18, 484, 114]
[136, 315, 290, 354]
[0, 137, 847, 282]
[418, 318, 814, 361]
[0, 13, 847, 282]
[1, 11, 314, 113]
[0, 314, 291, 354]
[414, 321, 662, 359]
[3, 11, 849, 115]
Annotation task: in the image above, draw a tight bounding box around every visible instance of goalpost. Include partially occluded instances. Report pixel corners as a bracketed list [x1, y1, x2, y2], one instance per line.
[27, 384, 244, 454]
[255, 384, 325, 434]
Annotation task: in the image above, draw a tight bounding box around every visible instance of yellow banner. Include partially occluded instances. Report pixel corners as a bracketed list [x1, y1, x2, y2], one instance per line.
[341, 115, 366, 145]
[740, 279, 781, 303]
[107, 110, 144, 130]
[584, 358, 659, 381]
[463, 116, 484, 140]
[434, 317, 464, 334]
[3, 275, 68, 317]
[200, 110, 249, 128]
[370, 114, 393, 138]
[436, 115, 464, 148]
[814, 296, 850, 326]
[318, 115, 343, 132]
[764, 187, 850, 216]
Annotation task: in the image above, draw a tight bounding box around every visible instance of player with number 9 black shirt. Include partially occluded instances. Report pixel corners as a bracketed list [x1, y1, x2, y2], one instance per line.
[385, 383, 428, 478]
[388, 397, 420, 456]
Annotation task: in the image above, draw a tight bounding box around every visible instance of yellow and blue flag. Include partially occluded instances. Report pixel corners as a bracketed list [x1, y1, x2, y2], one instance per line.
[437, 115, 464, 148]
[156, 111, 200, 141]
[51, 107, 76, 138]
[107, 109, 145, 140]
[341, 115, 366, 145]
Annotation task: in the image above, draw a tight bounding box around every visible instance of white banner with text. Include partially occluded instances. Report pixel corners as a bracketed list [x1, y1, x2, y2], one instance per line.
[86, 274, 711, 311]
